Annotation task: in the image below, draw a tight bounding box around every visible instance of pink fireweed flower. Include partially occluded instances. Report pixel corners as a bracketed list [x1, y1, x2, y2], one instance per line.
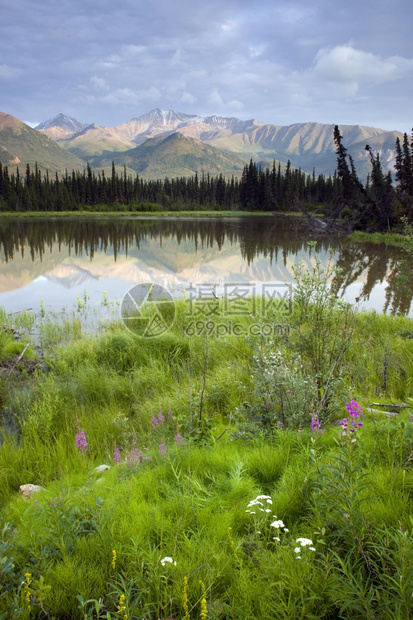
[311, 416, 323, 434]
[159, 443, 167, 455]
[341, 400, 364, 433]
[113, 446, 122, 463]
[76, 429, 88, 453]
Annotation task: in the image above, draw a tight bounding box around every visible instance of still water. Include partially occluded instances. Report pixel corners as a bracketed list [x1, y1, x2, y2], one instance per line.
[0, 216, 412, 319]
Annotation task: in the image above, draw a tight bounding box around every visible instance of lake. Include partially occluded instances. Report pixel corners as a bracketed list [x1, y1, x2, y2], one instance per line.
[0, 216, 412, 321]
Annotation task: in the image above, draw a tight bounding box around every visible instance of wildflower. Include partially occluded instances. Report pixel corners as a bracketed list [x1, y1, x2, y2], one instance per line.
[296, 537, 313, 547]
[117, 594, 127, 619]
[159, 443, 167, 455]
[294, 547, 301, 554]
[175, 433, 184, 447]
[270, 519, 286, 529]
[341, 399, 364, 433]
[273, 536, 280, 541]
[76, 428, 88, 453]
[311, 416, 323, 434]
[161, 556, 176, 566]
[183, 576, 190, 620]
[157, 412, 165, 424]
[200, 580, 208, 620]
[23, 572, 32, 611]
[112, 549, 116, 570]
[113, 446, 122, 463]
[150, 416, 158, 428]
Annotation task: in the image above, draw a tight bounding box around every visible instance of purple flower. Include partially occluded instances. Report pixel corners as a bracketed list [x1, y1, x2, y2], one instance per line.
[265, 400, 270, 407]
[76, 429, 88, 453]
[175, 433, 184, 447]
[151, 416, 158, 428]
[113, 446, 122, 463]
[311, 416, 323, 434]
[341, 400, 364, 433]
[157, 412, 165, 424]
[159, 443, 167, 455]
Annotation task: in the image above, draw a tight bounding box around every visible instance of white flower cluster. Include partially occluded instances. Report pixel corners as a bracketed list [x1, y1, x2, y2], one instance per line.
[245, 494, 273, 515]
[160, 556, 176, 567]
[294, 537, 316, 559]
[270, 517, 289, 540]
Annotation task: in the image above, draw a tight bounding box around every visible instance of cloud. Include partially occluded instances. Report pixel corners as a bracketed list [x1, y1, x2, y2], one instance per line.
[0, 64, 19, 79]
[90, 76, 109, 92]
[181, 92, 197, 105]
[312, 45, 413, 86]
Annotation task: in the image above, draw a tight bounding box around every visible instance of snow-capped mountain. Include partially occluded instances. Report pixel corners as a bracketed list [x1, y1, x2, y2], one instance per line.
[36, 113, 89, 139]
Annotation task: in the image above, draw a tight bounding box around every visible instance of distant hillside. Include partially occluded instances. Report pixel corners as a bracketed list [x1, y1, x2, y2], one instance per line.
[0, 111, 86, 173]
[58, 123, 137, 159]
[93, 132, 248, 178]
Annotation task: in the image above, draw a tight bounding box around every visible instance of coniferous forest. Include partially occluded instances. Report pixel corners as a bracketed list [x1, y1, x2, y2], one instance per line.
[0, 126, 412, 231]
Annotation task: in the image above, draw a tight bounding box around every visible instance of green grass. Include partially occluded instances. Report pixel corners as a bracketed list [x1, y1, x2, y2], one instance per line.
[1, 286, 413, 617]
[0, 209, 293, 219]
[349, 230, 409, 246]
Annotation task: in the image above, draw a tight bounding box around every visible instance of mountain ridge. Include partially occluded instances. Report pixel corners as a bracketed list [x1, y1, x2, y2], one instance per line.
[0, 108, 406, 180]
[37, 108, 402, 179]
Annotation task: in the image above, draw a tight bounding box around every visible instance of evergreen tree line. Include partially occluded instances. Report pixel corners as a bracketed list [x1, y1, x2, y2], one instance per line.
[332, 126, 413, 230]
[0, 126, 412, 230]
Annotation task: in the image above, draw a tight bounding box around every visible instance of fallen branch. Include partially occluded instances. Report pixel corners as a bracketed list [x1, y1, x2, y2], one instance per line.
[8, 343, 30, 372]
[368, 402, 409, 409]
[367, 407, 398, 418]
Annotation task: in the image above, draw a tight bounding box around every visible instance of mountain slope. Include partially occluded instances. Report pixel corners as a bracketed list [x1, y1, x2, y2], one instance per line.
[94, 132, 247, 178]
[58, 123, 137, 158]
[0, 111, 86, 173]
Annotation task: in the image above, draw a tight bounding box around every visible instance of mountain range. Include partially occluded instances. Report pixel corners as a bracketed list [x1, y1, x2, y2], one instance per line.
[0, 108, 405, 181]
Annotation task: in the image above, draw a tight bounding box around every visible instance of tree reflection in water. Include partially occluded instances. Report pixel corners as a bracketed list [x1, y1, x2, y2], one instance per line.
[0, 216, 411, 315]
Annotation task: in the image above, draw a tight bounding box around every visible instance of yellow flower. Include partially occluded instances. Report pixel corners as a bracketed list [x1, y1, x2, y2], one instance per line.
[117, 593, 127, 618]
[182, 576, 190, 620]
[199, 580, 208, 619]
[112, 549, 117, 571]
[23, 572, 32, 611]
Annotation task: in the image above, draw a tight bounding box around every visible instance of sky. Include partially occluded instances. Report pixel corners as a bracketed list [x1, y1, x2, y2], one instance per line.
[1, 0, 412, 132]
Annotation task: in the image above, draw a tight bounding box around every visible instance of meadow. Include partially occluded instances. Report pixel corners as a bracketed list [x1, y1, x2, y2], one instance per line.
[1, 257, 413, 619]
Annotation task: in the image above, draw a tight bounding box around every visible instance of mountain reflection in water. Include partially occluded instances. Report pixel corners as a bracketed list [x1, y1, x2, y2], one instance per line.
[0, 216, 411, 317]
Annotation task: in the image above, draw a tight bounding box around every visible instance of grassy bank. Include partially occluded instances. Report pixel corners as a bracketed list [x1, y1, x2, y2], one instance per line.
[348, 230, 409, 247]
[1, 261, 413, 618]
[0, 210, 305, 220]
